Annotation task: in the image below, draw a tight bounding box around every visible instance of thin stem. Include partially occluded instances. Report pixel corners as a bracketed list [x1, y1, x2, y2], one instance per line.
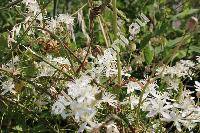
[112, 0, 122, 85]
[53, 0, 59, 18]
[107, 3, 130, 22]
[74, 0, 93, 74]
[71, 3, 88, 16]
[112, 0, 117, 38]
[98, 16, 109, 47]
[24, 47, 73, 80]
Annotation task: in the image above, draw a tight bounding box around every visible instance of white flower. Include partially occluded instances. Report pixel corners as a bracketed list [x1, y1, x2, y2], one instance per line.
[100, 92, 118, 107]
[0, 78, 16, 95]
[2, 56, 20, 71]
[194, 81, 200, 92]
[67, 75, 98, 103]
[130, 95, 140, 109]
[36, 61, 56, 77]
[22, 0, 42, 21]
[126, 81, 141, 94]
[92, 48, 118, 78]
[45, 14, 75, 42]
[196, 56, 200, 63]
[162, 111, 184, 132]
[58, 14, 75, 43]
[46, 18, 59, 31]
[57, 14, 74, 25]
[165, 77, 179, 91]
[51, 57, 70, 65]
[78, 122, 89, 133]
[140, 78, 158, 99]
[145, 94, 172, 119]
[78, 120, 99, 133]
[51, 95, 70, 118]
[106, 122, 120, 133]
[173, 95, 196, 117]
[156, 60, 195, 78]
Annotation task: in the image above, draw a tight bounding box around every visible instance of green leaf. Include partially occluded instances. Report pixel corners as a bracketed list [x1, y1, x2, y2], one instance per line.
[189, 45, 200, 53]
[143, 44, 154, 65]
[12, 125, 23, 131]
[170, 9, 199, 20]
[165, 35, 191, 48]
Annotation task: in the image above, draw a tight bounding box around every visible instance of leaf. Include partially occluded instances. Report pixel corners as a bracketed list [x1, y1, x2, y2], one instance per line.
[189, 45, 200, 53]
[12, 125, 23, 131]
[170, 9, 200, 21]
[165, 35, 190, 48]
[143, 44, 154, 65]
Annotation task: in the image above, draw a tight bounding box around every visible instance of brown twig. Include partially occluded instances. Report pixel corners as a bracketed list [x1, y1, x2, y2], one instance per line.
[76, 0, 111, 74]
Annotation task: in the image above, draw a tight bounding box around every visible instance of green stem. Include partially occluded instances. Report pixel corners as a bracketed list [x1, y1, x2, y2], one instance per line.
[112, 0, 122, 85]
[25, 47, 73, 80]
[53, 0, 59, 18]
[71, 3, 88, 16]
[98, 16, 109, 47]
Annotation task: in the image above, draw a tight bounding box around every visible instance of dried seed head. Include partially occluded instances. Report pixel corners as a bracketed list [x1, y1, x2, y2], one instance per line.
[186, 16, 198, 32]
[92, 45, 104, 57]
[196, 91, 200, 98]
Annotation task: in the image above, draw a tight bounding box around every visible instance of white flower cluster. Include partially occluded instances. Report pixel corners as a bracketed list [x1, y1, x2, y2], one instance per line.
[127, 81, 200, 132]
[46, 14, 74, 32]
[45, 14, 75, 42]
[126, 78, 158, 108]
[8, 1, 75, 46]
[3, 2, 199, 132]
[2, 56, 20, 71]
[91, 48, 118, 78]
[125, 59, 200, 132]
[0, 78, 16, 95]
[8, 0, 42, 45]
[156, 60, 195, 78]
[36, 55, 71, 77]
[0, 56, 20, 95]
[50, 42, 124, 132]
[52, 74, 118, 132]
[22, 0, 42, 21]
